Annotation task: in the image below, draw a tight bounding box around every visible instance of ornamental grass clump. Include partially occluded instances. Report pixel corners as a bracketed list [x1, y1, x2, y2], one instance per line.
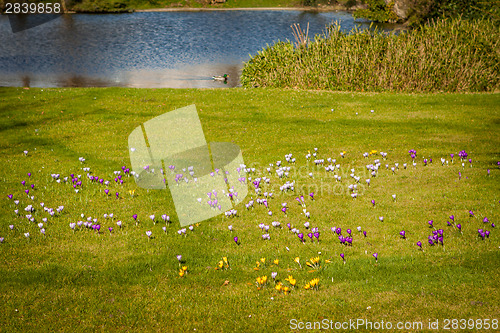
[241, 18, 499, 92]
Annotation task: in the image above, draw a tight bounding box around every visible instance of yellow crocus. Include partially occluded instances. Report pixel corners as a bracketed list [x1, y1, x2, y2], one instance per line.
[179, 269, 185, 277]
[275, 283, 282, 291]
[182, 266, 187, 271]
[223, 257, 228, 265]
[260, 258, 266, 264]
[273, 259, 279, 265]
[304, 283, 311, 290]
[282, 286, 290, 294]
[262, 276, 267, 284]
[306, 261, 313, 267]
[294, 257, 300, 264]
[217, 261, 224, 269]
[289, 278, 296, 286]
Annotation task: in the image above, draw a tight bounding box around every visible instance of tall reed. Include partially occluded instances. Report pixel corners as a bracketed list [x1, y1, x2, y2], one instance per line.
[241, 18, 500, 92]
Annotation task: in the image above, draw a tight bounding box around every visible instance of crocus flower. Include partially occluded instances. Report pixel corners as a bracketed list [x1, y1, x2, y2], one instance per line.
[146, 230, 152, 239]
[271, 272, 277, 280]
[346, 229, 352, 235]
[177, 255, 182, 262]
[314, 232, 320, 241]
[116, 221, 122, 228]
[108, 227, 113, 233]
[371, 199, 375, 206]
[417, 241, 422, 248]
[457, 224, 461, 231]
[228, 225, 233, 231]
[363, 231, 367, 237]
[492, 223, 496, 228]
[379, 217, 384, 222]
[428, 220, 434, 227]
[104, 189, 109, 195]
[0, 237, 3, 243]
[307, 232, 313, 240]
[400, 230, 406, 239]
[309, 192, 314, 200]
[483, 217, 489, 223]
[234, 236, 239, 244]
[373, 253, 378, 261]
[340, 253, 344, 261]
[469, 210, 474, 217]
[298, 233, 304, 242]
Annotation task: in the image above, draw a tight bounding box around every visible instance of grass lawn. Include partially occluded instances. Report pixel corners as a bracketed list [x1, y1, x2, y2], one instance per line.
[0, 87, 499, 332]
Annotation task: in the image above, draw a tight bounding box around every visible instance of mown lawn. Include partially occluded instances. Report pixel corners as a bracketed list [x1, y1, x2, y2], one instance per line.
[0, 87, 499, 332]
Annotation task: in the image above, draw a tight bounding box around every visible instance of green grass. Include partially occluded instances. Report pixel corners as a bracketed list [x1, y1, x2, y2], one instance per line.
[241, 18, 500, 92]
[0, 87, 499, 332]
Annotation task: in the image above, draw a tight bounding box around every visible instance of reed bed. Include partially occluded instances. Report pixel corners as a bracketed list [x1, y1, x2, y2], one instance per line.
[241, 18, 500, 92]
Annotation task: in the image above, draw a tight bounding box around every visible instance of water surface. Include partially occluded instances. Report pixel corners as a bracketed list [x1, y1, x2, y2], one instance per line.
[0, 11, 398, 88]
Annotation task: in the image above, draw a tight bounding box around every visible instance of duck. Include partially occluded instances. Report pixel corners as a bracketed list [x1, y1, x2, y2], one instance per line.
[212, 74, 228, 82]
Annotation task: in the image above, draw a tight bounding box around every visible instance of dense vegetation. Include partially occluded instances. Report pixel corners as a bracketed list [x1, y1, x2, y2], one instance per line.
[241, 18, 500, 92]
[354, 0, 500, 25]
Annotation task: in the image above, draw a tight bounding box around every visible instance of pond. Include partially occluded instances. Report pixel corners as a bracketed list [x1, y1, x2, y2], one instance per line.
[0, 10, 400, 88]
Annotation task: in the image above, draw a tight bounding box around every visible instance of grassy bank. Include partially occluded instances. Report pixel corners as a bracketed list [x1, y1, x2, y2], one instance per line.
[65, 0, 358, 12]
[0, 87, 499, 331]
[241, 18, 500, 92]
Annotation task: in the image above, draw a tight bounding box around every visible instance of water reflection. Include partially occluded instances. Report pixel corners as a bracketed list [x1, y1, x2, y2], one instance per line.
[0, 11, 401, 88]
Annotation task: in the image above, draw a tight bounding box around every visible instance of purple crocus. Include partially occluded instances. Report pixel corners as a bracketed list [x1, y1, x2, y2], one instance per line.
[234, 236, 239, 244]
[146, 230, 152, 239]
[104, 189, 109, 195]
[340, 253, 345, 261]
[133, 214, 138, 220]
[483, 217, 489, 223]
[314, 232, 320, 241]
[457, 224, 462, 231]
[416, 241, 422, 248]
[336, 228, 341, 235]
[400, 230, 406, 239]
[298, 233, 304, 242]
[287, 223, 291, 230]
[307, 232, 313, 240]
[373, 253, 378, 261]
[371, 199, 375, 206]
[363, 231, 367, 237]
[428, 220, 434, 227]
[108, 227, 113, 233]
[7, 194, 13, 199]
[346, 229, 352, 236]
[492, 223, 496, 228]
[309, 192, 314, 200]
[469, 210, 474, 217]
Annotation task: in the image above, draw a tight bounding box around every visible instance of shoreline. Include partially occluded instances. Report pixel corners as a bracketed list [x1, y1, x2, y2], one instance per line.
[135, 5, 353, 13]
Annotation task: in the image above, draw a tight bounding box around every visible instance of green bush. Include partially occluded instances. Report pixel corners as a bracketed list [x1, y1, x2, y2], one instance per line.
[241, 18, 500, 92]
[353, 0, 399, 23]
